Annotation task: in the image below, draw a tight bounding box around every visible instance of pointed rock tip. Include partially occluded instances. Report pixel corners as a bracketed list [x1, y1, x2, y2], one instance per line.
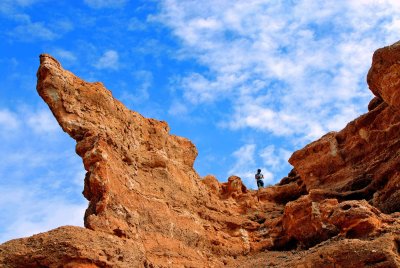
[39, 54, 61, 68]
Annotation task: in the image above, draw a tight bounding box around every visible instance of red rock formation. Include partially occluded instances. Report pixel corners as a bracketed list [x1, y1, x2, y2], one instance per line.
[278, 195, 392, 249]
[25, 54, 280, 266]
[289, 42, 400, 214]
[0, 226, 145, 268]
[2, 41, 400, 267]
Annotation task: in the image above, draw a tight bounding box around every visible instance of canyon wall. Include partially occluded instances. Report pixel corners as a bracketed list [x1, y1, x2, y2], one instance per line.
[1, 41, 400, 267]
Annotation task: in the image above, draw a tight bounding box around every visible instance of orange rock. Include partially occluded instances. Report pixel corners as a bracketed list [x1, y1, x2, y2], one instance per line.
[0, 226, 145, 267]
[2, 40, 400, 267]
[33, 54, 277, 266]
[289, 84, 400, 213]
[258, 169, 307, 204]
[368, 40, 400, 109]
[278, 195, 389, 249]
[221, 175, 247, 199]
[201, 175, 220, 195]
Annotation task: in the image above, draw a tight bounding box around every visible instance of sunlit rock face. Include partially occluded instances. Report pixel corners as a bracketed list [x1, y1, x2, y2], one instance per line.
[289, 41, 400, 215]
[23, 54, 283, 267]
[2, 41, 400, 267]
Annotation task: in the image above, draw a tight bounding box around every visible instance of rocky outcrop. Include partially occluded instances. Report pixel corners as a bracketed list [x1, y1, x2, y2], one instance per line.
[241, 230, 400, 267]
[288, 42, 400, 215]
[25, 54, 282, 267]
[288, 100, 400, 214]
[2, 41, 400, 267]
[0, 226, 145, 268]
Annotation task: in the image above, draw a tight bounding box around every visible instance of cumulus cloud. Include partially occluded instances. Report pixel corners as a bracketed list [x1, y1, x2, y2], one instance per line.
[0, 104, 87, 243]
[84, 0, 127, 9]
[228, 143, 275, 188]
[27, 109, 60, 134]
[2, 0, 72, 41]
[260, 145, 291, 172]
[228, 141, 294, 188]
[229, 143, 256, 173]
[168, 99, 189, 116]
[9, 21, 57, 41]
[157, 0, 400, 144]
[0, 147, 87, 244]
[0, 109, 20, 132]
[53, 18, 74, 33]
[0, 147, 87, 243]
[228, 143, 256, 186]
[95, 50, 119, 70]
[0, 186, 86, 243]
[52, 48, 77, 64]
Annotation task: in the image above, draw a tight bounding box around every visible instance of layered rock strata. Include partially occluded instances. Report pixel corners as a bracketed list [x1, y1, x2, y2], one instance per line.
[2, 41, 400, 267]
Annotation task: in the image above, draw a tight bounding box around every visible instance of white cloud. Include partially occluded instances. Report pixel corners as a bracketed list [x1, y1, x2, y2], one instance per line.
[27, 109, 60, 134]
[53, 18, 74, 33]
[2, 150, 47, 169]
[0, 149, 86, 244]
[260, 145, 291, 172]
[157, 0, 400, 145]
[52, 48, 77, 64]
[95, 50, 119, 70]
[0, 105, 87, 243]
[259, 169, 274, 185]
[0, 109, 20, 131]
[0, 185, 87, 243]
[10, 21, 57, 41]
[168, 99, 188, 116]
[0, 2, 16, 17]
[179, 72, 247, 104]
[72, 169, 86, 188]
[228, 142, 292, 188]
[260, 145, 279, 170]
[228, 104, 292, 136]
[229, 143, 256, 174]
[228, 143, 256, 187]
[228, 143, 275, 188]
[84, 0, 127, 9]
[1, 0, 72, 41]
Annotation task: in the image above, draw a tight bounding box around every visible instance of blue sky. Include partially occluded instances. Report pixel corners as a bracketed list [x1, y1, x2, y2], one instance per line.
[1, 0, 400, 243]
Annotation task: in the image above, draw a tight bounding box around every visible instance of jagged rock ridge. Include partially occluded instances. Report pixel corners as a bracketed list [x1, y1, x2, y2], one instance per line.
[1, 41, 400, 267]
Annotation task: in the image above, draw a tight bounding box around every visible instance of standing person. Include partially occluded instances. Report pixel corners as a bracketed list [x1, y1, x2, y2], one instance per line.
[255, 169, 264, 189]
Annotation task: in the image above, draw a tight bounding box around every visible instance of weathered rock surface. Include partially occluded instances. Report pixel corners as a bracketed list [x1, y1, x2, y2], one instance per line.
[26, 54, 282, 267]
[0, 226, 145, 268]
[289, 41, 400, 215]
[239, 230, 400, 267]
[2, 41, 400, 267]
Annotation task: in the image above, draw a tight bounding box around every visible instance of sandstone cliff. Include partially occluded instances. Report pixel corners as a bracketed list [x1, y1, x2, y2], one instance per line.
[1, 41, 400, 267]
